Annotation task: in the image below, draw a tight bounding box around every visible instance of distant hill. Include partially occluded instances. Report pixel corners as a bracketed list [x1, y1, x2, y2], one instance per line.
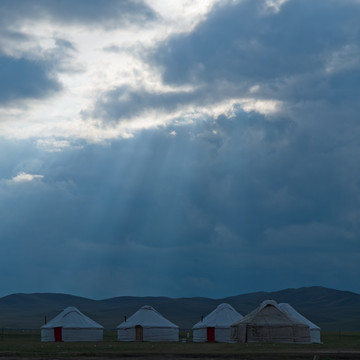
[1, 286, 360, 331]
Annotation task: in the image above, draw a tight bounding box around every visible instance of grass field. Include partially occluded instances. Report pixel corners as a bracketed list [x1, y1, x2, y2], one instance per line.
[0, 331, 360, 359]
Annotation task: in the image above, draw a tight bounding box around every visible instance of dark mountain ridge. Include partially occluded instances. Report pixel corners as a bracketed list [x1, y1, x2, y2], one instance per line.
[1, 286, 360, 331]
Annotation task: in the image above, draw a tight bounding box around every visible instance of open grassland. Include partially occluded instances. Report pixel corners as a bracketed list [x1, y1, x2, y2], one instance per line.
[0, 331, 360, 359]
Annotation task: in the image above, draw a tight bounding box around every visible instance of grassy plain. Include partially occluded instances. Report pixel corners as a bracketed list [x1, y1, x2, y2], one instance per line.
[0, 331, 360, 359]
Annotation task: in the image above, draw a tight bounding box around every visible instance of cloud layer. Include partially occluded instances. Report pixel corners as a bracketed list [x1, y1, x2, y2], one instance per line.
[1, 0, 360, 299]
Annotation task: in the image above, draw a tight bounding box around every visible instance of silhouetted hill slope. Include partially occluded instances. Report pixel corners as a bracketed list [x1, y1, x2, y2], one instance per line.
[1, 286, 360, 331]
[0, 293, 98, 329]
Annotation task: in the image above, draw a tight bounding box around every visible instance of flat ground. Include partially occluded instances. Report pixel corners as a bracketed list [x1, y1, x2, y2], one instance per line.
[1, 331, 360, 359]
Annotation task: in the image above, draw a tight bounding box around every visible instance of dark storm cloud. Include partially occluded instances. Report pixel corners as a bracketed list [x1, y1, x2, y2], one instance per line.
[0, 0, 156, 29]
[151, 0, 360, 87]
[86, 0, 360, 264]
[88, 85, 208, 122]
[0, 30, 78, 106]
[0, 56, 61, 104]
[3, 100, 360, 297]
[3, 0, 360, 298]
[88, 78, 249, 124]
[92, 0, 360, 124]
[0, 29, 31, 43]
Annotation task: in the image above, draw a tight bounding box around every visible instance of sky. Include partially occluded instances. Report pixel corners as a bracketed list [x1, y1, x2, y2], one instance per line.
[1, 0, 360, 300]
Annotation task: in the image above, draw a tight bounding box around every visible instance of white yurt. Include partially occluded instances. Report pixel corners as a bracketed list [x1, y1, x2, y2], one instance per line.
[278, 303, 321, 343]
[117, 305, 179, 342]
[41, 306, 103, 342]
[192, 303, 243, 343]
[230, 300, 311, 344]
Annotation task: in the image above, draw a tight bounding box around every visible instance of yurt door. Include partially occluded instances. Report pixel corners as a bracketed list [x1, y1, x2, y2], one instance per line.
[135, 325, 143, 341]
[54, 327, 62, 342]
[207, 327, 215, 342]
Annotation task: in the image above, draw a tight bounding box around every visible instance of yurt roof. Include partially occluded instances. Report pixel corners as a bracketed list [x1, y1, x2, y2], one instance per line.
[231, 300, 307, 327]
[117, 305, 178, 329]
[278, 303, 320, 330]
[41, 306, 103, 329]
[193, 303, 243, 329]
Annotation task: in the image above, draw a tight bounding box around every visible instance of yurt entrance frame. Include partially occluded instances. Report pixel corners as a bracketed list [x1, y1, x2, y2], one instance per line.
[135, 325, 143, 341]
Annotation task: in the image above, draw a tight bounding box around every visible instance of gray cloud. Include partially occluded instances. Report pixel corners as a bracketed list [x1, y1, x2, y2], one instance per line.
[0, 56, 61, 104]
[88, 85, 207, 123]
[151, 0, 360, 83]
[0, 0, 156, 29]
[0, 32, 78, 106]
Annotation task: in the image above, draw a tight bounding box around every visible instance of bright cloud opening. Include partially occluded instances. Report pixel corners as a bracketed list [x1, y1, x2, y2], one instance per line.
[11, 172, 44, 183]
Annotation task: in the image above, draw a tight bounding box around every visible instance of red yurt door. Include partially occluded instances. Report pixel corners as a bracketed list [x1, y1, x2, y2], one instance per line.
[207, 327, 215, 342]
[54, 327, 62, 342]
